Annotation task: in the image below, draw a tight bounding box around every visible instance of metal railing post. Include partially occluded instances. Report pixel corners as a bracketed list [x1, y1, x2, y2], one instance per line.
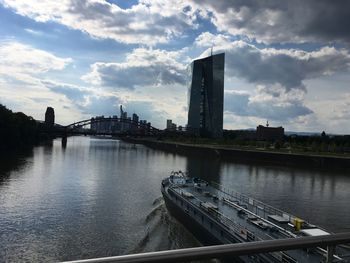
[326, 245, 335, 263]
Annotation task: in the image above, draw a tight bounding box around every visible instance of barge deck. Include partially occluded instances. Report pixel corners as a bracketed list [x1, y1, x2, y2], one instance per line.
[161, 172, 350, 262]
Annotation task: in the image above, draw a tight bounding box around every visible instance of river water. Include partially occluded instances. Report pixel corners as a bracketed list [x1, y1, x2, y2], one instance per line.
[0, 136, 349, 262]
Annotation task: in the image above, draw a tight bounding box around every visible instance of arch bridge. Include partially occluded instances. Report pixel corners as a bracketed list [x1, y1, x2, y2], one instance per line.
[64, 117, 160, 136]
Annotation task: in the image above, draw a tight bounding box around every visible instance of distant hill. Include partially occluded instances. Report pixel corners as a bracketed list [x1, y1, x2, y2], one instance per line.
[285, 131, 320, 136]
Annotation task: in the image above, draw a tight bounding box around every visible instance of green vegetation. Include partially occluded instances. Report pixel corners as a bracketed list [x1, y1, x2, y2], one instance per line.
[0, 104, 39, 149]
[159, 130, 350, 158]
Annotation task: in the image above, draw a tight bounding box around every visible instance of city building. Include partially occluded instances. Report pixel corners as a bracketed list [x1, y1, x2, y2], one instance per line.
[187, 53, 225, 138]
[126, 117, 132, 131]
[166, 119, 173, 130]
[90, 105, 151, 134]
[45, 107, 55, 126]
[139, 120, 148, 132]
[256, 122, 284, 140]
[111, 115, 119, 133]
[92, 116, 107, 132]
[120, 105, 127, 132]
[132, 113, 139, 131]
[166, 119, 177, 131]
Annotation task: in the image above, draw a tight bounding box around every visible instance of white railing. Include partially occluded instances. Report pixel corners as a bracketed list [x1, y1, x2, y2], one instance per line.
[62, 232, 350, 263]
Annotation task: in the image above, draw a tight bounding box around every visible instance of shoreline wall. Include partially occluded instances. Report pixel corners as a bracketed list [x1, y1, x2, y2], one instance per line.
[122, 138, 350, 171]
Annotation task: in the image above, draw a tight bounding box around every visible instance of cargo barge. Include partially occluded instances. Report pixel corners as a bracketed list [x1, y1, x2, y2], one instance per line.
[161, 171, 350, 262]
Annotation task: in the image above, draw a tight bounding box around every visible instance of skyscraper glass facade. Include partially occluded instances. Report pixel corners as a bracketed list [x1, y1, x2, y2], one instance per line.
[187, 53, 225, 138]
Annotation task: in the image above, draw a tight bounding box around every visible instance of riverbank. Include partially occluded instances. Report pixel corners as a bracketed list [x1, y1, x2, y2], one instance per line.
[122, 137, 350, 171]
[0, 104, 62, 151]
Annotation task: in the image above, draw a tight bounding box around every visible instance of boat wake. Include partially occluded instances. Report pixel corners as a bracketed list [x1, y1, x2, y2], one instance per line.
[126, 196, 219, 262]
[145, 202, 164, 223]
[128, 196, 195, 251]
[152, 196, 164, 206]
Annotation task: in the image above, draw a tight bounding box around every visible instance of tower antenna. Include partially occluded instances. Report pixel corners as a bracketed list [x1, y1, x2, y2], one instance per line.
[211, 46, 213, 56]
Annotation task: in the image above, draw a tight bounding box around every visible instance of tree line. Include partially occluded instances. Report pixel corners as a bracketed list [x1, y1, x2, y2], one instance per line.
[223, 130, 350, 155]
[164, 129, 350, 156]
[0, 104, 40, 149]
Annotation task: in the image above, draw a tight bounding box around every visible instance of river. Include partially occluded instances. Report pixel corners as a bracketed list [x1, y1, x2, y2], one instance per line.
[0, 136, 349, 262]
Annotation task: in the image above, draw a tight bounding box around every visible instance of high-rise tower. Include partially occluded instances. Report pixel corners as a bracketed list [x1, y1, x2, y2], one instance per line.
[45, 106, 55, 126]
[187, 53, 225, 138]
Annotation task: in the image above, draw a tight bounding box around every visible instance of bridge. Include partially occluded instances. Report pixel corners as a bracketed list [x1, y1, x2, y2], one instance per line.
[62, 117, 160, 136]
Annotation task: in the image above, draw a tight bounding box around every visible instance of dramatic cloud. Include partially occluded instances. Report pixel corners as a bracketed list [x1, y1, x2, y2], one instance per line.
[190, 0, 350, 44]
[78, 95, 121, 117]
[0, 42, 79, 124]
[195, 32, 232, 48]
[42, 80, 90, 102]
[4, 0, 350, 45]
[82, 48, 187, 89]
[224, 91, 250, 115]
[224, 88, 313, 121]
[1, 1, 350, 132]
[332, 94, 350, 121]
[197, 35, 350, 93]
[1, 0, 197, 45]
[0, 41, 72, 84]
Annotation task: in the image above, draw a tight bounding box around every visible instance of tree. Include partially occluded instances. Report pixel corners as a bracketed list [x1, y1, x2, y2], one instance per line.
[0, 104, 39, 150]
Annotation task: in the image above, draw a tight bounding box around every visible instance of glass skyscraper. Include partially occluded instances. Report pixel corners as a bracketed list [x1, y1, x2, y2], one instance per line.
[187, 53, 225, 138]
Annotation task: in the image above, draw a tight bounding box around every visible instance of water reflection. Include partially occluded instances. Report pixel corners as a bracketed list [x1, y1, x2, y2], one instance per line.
[62, 137, 67, 149]
[0, 136, 349, 262]
[219, 162, 350, 232]
[0, 149, 33, 183]
[187, 155, 221, 184]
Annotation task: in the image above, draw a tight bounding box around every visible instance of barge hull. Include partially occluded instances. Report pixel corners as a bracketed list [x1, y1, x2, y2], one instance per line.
[162, 189, 254, 263]
[163, 190, 222, 246]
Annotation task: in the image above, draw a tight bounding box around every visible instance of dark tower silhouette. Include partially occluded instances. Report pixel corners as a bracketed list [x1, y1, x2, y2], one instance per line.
[120, 105, 124, 118]
[45, 107, 55, 126]
[187, 53, 225, 138]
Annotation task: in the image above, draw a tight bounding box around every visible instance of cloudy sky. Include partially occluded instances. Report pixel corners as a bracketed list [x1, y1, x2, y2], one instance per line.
[0, 0, 349, 133]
